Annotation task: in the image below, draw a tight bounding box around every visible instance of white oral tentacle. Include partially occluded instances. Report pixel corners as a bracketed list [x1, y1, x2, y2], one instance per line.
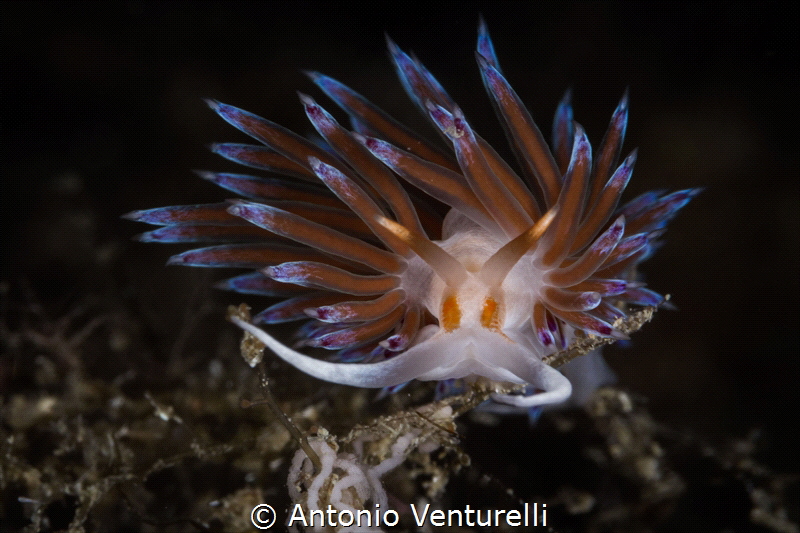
[231, 316, 441, 388]
[491, 359, 572, 408]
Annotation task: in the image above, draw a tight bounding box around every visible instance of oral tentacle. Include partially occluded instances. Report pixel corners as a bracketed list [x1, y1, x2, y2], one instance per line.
[491, 359, 573, 408]
[231, 316, 439, 387]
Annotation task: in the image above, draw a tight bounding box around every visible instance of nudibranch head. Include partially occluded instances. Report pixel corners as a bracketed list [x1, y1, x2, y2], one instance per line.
[126, 21, 698, 408]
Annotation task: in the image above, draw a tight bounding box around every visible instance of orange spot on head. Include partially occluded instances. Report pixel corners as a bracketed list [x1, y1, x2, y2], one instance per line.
[481, 297, 501, 331]
[441, 294, 461, 331]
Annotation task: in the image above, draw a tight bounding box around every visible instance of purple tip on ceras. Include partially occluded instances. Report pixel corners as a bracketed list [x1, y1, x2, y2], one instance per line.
[380, 331, 410, 352]
[353, 134, 399, 166]
[476, 16, 501, 71]
[214, 272, 304, 297]
[552, 88, 574, 172]
[426, 101, 466, 139]
[305, 328, 358, 350]
[203, 98, 221, 112]
[304, 306, 337, 322]
[298, 92, 325, 123]
[263, 262, 307, 285]
[620, 287, 665, 307]
[537, 328, 555, 347]
[610, 149, 637, 191]
[386, 34, 455, 114]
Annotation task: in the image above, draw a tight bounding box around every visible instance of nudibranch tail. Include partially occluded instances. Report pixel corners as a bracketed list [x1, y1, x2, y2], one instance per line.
[127, 21, 698, 409]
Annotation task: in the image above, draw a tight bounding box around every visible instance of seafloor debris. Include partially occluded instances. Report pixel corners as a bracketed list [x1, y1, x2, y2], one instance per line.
[1, 291, 796, 532]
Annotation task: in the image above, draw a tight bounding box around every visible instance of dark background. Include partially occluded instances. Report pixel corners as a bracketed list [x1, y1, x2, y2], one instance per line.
[2, 0, 797, 516]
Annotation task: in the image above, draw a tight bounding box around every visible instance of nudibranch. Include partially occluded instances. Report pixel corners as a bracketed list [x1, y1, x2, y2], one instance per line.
[126, 21, 698, 408]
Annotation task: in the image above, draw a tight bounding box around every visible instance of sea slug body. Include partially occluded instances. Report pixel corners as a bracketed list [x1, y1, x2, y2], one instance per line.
[126, 20, 698, 408]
